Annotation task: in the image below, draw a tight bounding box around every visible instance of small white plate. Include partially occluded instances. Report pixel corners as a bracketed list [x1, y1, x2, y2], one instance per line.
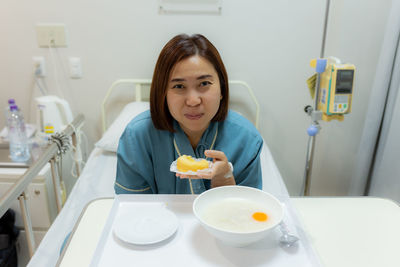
[113, 202, 179, 245]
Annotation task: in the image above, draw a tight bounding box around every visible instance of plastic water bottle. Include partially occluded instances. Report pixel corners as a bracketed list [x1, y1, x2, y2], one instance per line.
[7, 104, 30, 162]
[4, 99, 15, 120]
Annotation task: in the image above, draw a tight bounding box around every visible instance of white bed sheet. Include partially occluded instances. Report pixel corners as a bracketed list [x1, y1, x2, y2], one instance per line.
[27, 142, 290, 267]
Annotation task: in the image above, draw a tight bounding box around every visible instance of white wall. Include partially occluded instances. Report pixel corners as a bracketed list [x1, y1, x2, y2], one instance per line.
[0, 0, 392, 195]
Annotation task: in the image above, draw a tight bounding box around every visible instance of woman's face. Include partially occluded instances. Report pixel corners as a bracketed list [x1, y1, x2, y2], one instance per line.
[166, 55, 222, 137]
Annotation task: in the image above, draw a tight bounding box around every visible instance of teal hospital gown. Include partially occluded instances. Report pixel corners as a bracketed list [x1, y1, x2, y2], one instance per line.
[115, 110, 263, 194]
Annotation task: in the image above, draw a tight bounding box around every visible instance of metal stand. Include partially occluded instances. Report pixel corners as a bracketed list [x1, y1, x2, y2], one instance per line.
[301, 106, 321, 196]
[301, 0, 330, 196]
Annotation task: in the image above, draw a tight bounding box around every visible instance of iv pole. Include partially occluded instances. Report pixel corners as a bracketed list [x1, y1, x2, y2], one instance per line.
[301, 0, 331, 196]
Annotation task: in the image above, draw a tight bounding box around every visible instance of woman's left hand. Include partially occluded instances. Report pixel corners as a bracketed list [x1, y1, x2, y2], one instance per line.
[176, 150, 235, 187]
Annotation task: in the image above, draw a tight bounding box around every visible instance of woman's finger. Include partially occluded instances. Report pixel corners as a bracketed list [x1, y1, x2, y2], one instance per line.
[204, 150, 227, 161]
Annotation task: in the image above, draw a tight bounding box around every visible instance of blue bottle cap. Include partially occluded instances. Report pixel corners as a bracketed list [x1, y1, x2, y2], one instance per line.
[8, 99, 15, 104]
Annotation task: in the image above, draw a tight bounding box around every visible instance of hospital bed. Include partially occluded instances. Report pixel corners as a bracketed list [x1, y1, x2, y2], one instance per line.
[27, 79, 290, 267]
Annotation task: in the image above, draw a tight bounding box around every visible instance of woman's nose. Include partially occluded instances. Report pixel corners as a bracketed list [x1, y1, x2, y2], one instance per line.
[185, 89, 201, 106]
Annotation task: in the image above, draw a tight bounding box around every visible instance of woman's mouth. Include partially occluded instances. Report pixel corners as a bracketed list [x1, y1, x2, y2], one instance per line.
[184, 113, 203, 120]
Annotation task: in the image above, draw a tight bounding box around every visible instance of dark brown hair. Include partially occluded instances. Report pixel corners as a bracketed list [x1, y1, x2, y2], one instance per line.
[150, 34, 229, 132]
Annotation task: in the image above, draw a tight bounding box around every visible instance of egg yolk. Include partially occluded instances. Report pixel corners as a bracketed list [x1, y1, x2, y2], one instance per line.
[252, 212, 268, 222]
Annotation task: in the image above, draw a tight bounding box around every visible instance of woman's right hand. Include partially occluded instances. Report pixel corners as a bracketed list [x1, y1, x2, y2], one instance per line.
[176, 150, 235, 188]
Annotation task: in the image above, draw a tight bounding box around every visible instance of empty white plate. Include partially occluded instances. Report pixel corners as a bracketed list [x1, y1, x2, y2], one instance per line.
[113, 202, 179, 245]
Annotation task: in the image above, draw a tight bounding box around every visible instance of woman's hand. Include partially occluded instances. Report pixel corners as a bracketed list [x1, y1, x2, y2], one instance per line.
[176, 150, 235, 188]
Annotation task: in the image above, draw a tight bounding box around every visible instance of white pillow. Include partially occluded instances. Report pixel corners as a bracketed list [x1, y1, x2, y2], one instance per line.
[95, 102, 150, 152]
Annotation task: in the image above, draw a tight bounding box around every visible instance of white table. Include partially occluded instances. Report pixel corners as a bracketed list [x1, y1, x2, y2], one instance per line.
[56, 197, 400, 267]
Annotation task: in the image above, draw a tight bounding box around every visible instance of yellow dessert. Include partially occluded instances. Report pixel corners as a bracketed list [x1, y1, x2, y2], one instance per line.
[176, 155, 209, 172]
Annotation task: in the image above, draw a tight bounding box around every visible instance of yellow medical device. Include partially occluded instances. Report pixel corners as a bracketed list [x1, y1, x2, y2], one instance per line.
[309, 58, 355, 121]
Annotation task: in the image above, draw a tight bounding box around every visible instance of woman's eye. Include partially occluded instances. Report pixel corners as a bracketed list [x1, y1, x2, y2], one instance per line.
[199, 81, 212, 87]
[172, 84, 184, 89]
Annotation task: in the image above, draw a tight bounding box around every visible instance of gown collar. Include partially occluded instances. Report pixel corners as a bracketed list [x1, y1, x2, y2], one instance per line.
[173, 120, 218, 159]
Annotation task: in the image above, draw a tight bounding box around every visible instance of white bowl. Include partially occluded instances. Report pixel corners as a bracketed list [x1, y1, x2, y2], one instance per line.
[193, 185, 284, 247]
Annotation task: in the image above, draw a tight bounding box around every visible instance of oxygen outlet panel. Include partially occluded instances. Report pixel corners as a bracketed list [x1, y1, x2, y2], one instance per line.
[36, 24, 67, 47]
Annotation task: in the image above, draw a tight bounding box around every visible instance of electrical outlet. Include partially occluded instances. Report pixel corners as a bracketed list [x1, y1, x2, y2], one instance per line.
[33, 56, 46, 77]
[69, 57, 83, 78]
[36, 24, 67, 47]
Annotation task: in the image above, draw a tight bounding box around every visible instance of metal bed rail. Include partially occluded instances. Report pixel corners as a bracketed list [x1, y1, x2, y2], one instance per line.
[0, 114, 84, 258]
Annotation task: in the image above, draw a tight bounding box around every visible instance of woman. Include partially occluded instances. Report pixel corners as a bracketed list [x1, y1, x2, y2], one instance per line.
[115, 34, 263, 194]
